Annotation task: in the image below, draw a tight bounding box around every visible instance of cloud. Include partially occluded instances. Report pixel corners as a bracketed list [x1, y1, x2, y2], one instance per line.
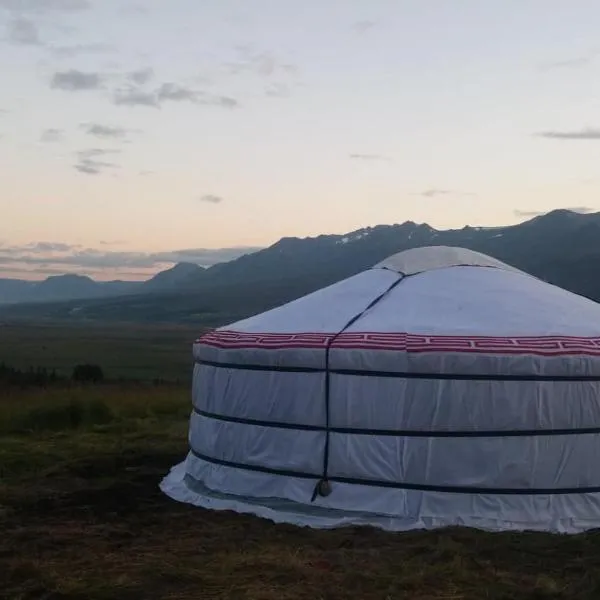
[113, 83, 238, 109]
[128, 67, 154, 85]
[539, 51, 598, 70]
[0, 0, 90, 10]
[156, 83, 238, 108]
[99, 240, 126, 246]
[265, 82, 290, 98]
[419, 189, 452, 197]
[536, 127, 600, 140]
[206, 95, 238, 108]
[349, 153, 391, 161]
[50, 43, 114, 58]
[413, 189, 476, 198]
[0, 243, 262, 274]
[514, 206, 595, 217]
[199, 194, 224, 204]
[352, 20, 376, 34]
[228, 46, 298, 78]
[26, 242, 77, 252]
[7, 17, 41, 45]
[157, 82, 200, 103]
[50, 69, 103, 91]
[568, 206, 595, 213]
[514, 209, 545, 217]
[81, 123, 132, 139]
[74, 148, 120, 175]
[120, 4, 148, 16]
[40, 128, 63, 142]
[113, 88, 159, 107]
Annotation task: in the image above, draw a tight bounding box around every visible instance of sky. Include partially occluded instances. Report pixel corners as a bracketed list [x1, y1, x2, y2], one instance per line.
[1, 0, 600, 281]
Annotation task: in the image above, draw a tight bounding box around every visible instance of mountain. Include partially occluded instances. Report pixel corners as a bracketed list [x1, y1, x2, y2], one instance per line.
[141, 262, 205, 291]
[0, 263, 207, 305]
[2, 209, 600, 325]
[0, 274, 142, 304]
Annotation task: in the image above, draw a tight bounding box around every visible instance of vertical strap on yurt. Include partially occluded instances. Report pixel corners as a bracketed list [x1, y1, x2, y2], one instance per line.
[311, 270, 406, 502]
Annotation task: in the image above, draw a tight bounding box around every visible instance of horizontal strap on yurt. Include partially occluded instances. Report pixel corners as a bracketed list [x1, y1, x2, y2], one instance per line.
[189, 447, 600, 495]
[193, 406, 600, 438]
[195, 359, 600, 381]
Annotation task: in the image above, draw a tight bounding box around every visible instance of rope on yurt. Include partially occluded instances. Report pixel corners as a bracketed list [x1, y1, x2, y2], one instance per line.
[311, 269, 405, 501]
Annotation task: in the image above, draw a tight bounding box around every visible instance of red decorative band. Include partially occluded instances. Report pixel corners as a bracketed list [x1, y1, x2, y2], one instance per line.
[196, 330, 600, 357]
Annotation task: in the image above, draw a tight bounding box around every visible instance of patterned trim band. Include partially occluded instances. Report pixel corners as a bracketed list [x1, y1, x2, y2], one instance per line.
[197, 330, 600, 357]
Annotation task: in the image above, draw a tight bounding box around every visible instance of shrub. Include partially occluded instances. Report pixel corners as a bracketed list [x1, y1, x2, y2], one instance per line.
[72, 364, 104, 383]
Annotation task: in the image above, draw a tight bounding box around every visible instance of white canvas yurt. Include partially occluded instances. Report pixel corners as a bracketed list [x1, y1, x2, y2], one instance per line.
[161, 246, 600, 533]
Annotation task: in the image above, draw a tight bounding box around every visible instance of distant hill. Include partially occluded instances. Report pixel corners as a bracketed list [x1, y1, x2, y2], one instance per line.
[141, 262, 205, 292]
[0, 263, 206, 305]
[0, 274, 142, 304]
[2, 209, 600, 325]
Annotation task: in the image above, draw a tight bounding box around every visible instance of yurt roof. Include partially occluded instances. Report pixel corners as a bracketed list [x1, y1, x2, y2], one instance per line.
[196, 246, 600, 355]
[374, 245, 523, 276]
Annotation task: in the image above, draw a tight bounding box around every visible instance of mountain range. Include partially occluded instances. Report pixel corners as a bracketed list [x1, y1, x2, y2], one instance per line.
[1, 209, 600, 325]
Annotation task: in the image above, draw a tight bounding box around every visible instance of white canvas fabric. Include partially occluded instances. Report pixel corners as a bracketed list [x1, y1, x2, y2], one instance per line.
[375, 244, 524, 275]
[161, 246, 600, 533]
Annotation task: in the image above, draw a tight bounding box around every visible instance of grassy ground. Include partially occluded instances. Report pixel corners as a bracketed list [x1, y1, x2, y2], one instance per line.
[0, 321, 200, 382]
[2, 386, 600, 599]
[2, 323, 600, 598]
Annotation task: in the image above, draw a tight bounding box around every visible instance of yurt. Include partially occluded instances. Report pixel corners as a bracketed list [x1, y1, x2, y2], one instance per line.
[161, 246, 600, 533]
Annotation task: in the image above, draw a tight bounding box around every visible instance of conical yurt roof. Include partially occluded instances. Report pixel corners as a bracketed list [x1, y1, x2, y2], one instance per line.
[197, 245, 600, 365]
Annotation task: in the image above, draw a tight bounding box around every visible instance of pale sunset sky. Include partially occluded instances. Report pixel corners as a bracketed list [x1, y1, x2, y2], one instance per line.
[1, 0, 599, 280]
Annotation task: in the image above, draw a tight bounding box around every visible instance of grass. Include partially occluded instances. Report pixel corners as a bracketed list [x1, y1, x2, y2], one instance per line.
[3, 387, 600, 599]
[0, 321, 201, 382]
[3, 324, 600, 598]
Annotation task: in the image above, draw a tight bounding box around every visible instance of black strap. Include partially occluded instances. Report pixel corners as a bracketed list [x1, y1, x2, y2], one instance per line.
[192, 406, 600, 438]
[195, 359, 600, 382]
[314, 273, 405, 500]
[189, 447, 600, 495]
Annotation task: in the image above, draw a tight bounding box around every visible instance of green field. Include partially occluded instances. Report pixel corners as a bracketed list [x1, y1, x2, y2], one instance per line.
[0, 321, 202, 382]
[2, 323, 600, 599]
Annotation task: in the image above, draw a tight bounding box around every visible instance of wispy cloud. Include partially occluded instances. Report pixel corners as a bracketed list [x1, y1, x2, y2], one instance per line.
[413, 189, 476, 198]
[0, 242, 262, 276]
[50, 69, 103, 91]
[113, 82, 238, 109]
[419, 189, 452, 197]
[74, 148, 120, 175]
[99, 240, 127, 246]
[26, 241, 78, 252]
[50, 43, 114, 58]
[568, 206, 595, 213]
[539, 50, 598, 70]
[352, 20, 376, 34]
[40, 128, 63, 142]
[514, 206, 595, 217]
[128, 67, 154, 85]
[7, 17, 41, 45]
[81, 123, 134, 139]
[0, 0, 90, 11]
[157, 82, 200, 103]
[514, 209, 545, 217]
[349, 153, 392, 162]
[119, 4, 148, 16]
[199, 194, 224, 204]
[536, 127, 600, 140]
[228, 46, 298, 78]
[265, 82, 291, 98]
[113, 88, 159, 108]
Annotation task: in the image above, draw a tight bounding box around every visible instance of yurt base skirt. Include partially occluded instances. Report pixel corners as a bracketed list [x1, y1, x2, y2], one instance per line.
[159, 452, 600, 534]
